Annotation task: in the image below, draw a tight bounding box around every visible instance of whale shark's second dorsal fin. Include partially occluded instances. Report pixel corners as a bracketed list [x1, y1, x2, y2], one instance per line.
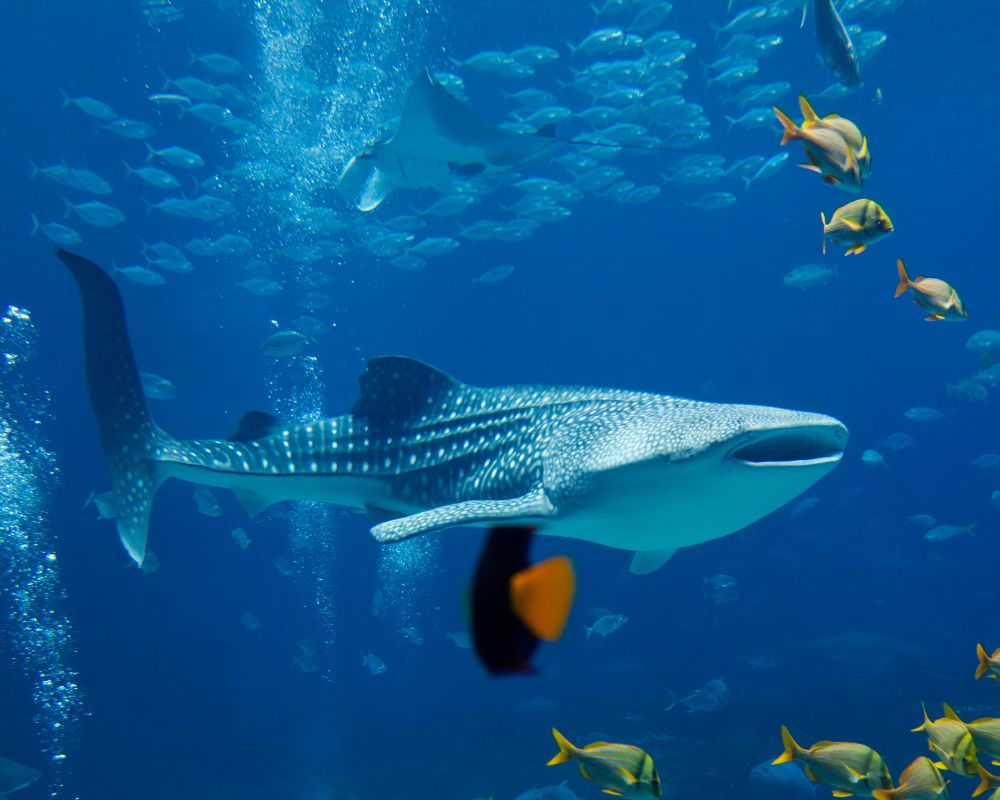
[352, 356, 469, 424]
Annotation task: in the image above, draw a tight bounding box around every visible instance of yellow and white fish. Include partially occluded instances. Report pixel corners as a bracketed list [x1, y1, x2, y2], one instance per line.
[773, 95, 866, 191]
[773, 725, 893, 797]
[943, 704, 1000, 760]
[872, 756, 947, 800]
[821, 199, 893, 255]
[894, 259, 967, 321]
[912, 704, 978, 776]
[548, 728, 662, 798]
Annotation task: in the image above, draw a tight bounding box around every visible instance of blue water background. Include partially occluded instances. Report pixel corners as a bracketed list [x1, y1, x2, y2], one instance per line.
[2, 1, 1000, 798]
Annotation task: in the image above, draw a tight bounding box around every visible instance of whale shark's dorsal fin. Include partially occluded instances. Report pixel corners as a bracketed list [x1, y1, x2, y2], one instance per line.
[352, 356, 468, 424]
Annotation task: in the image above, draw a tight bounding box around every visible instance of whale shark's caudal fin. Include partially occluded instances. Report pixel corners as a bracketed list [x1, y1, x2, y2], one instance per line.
[57, 249, 167, 566]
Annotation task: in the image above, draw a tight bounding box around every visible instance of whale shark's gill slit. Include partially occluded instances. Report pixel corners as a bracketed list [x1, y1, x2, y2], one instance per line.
[731, 429, 845, 465]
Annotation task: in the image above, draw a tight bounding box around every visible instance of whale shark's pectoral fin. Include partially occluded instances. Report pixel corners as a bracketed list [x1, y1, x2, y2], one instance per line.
[232, 489, 277, 518]
[629, 548, 678, 575]
[370, 489, 556, 543]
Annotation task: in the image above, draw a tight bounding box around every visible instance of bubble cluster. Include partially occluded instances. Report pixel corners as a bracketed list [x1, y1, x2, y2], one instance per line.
[266, 355, 339, 682]
[0, 307, 87, 800]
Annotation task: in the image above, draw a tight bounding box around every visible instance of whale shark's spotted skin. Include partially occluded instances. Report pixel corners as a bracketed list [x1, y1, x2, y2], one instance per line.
[58, 249, 848, 569]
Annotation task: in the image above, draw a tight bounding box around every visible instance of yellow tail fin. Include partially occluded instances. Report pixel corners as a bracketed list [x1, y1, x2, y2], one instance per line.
[974, 762, 997, 797]
[511, 556, 576, 642]
[773, 725, 801, 765]
[772, 105, 800, 146]
[977, 643, 991, 680]
[548, 728, 576, 766]
[895, 258, 911, 298]
[872, 790, 895, 800]
[798, 94, 820, 123]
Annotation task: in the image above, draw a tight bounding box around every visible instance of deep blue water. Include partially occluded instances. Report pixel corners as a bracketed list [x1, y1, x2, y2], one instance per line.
[2, 1, 1000, 799]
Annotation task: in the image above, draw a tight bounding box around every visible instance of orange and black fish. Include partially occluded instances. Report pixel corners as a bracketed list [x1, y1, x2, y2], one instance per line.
[471, 526, 575, 675]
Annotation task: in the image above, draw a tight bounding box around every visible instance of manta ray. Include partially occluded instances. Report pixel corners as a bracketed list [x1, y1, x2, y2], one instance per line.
[58, 250, 847, 574]
[338, 70, 561, 211]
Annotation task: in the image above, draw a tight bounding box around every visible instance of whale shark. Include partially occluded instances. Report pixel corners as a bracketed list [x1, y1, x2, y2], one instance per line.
[338, 70, 561, 211]
[58, 249, 848, 573]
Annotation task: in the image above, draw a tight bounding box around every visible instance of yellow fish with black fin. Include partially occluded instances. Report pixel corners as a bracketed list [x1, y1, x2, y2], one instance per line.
[912, 704, 978, 776]
[821, 199, 893, 255]
[547, 728, 662, 798]
[894, 259, 967, 321]
[942, 703, 1000, 761]
[976, 644, 1000, 681]
[773, 725, 893, 797]
[871, 757, 947, 800]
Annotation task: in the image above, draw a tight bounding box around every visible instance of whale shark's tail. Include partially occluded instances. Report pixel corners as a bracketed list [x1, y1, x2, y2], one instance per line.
[57, 249, 167, 566]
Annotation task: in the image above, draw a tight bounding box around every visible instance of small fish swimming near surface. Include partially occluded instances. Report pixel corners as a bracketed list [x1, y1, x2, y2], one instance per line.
[703, 574, 739, 604]
[871, 756, 946, 800]
[103, 119, 156, 139]
[475, 264, 516, 283]
[821, 199, 893, 255]
[784, 263, 836, 290]
[361, 652, 387, 675]
[669, 677, 729, 712]
[140, 372, 177, 400]
[586, 613, 627, 639]
[773, 725, 893, 797]
[260, 330, 308, 357]
[548, 728, 662, 798]
[862, 449, 888, 468]
[193, 486, 222, 517]
[63, 198, 125, 228]
[60, 91, 117, 120]
[895, 259, 967, 322]
[924, 523, 976, 542]
[904, 407, 946, 423]
[977, 645, 1000, 682]
[30, 215, 82, 246]
[84, 489, 117, 520]
[231, 527, 251, 549]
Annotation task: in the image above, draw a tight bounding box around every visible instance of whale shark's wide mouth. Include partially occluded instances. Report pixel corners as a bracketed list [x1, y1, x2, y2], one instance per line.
[728, 424, 847, 468]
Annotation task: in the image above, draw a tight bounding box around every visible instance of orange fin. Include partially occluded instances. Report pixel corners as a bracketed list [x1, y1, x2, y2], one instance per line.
[895, 258, 911, 298]
[872, 791, 894, 800]
[772, 105, 800, 145]
[511, 556, 576, 642]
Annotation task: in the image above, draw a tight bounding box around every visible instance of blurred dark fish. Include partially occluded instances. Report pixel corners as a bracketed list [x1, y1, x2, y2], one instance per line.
[806, 0, 861, 87]
[471, 526, 575, 675]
